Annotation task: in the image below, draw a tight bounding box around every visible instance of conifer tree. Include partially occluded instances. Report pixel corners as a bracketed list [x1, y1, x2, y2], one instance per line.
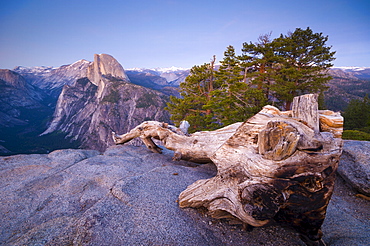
[166, 27, 335, 131]
[240, 33, 279, 101]
[207, 45, 266, 125]
[166, 56, 217, 132]
[272, 27, 335, 109]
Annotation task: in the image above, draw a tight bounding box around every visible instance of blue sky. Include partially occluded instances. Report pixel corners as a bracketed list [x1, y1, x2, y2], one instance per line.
[0, 0, 369, 69]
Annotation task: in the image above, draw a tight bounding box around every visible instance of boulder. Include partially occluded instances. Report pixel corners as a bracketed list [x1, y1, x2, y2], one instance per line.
[338, 140, 370, 196]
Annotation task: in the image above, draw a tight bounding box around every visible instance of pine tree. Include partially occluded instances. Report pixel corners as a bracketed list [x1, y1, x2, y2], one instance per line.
[240, 33, 280, 101]
[272, 27, 336, 109]
[166, 56, 217, 132]
[207, 45, 266, 125]
[166, 27, 336, 131]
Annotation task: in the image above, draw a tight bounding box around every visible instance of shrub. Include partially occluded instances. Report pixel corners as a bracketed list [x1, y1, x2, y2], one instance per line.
[342, 130, 370, 141]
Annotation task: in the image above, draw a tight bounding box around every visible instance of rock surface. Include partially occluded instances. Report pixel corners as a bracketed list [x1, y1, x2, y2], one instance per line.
[1, 144, 369, 245]
[41, 54, 171, 152]
[0, 69, 48, 128]
[2, 54, 172, 154]
[337, 140, 370, 196]
[0, 69, 53, 154]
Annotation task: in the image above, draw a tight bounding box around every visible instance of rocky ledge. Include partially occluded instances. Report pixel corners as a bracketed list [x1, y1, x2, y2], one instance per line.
[338, 140, 370, 196]
[0, 141, 369, 245]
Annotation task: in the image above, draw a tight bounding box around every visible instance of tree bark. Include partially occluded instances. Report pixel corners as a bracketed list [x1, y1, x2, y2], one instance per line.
[113, 94, 343, 246]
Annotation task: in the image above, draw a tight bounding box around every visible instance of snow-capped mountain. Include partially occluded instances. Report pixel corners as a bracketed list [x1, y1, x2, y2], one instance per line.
[13, 63, 189, 99]
[128, 66, 188, 73]
[14, 59, 91, 97]
[126, 67, 189, 86]
[331, 67, 370, 80]
[333, 67, 370, 71]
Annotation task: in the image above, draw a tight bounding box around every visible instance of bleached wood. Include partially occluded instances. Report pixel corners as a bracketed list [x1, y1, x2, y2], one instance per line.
[112, 94, 343, 245]
[113, 121, 242, 163]
[292, 93, 320, 132]
[319, 110, 344, 138]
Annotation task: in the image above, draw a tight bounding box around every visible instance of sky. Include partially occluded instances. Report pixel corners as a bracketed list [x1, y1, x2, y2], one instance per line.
[0, 0, 369, 69]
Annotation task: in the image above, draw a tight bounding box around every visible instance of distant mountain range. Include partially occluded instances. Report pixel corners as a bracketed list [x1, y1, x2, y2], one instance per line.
[326, 67, 370, 111]
[331, 67, 370, 79]
[1, 54, 175, 155]
[127, 66, 189, 86]
[124, 67, 188, 97]
[0, 55, 369, 155]
[14, 60, 91, 98]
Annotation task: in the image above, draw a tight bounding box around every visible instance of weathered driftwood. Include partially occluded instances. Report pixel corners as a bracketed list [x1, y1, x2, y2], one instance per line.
[113, 94, 343, 245]
[113, 120, 242, 163]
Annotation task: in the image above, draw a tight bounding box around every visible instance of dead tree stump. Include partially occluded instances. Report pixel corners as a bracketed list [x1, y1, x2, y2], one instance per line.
[113, 94, 343, 246]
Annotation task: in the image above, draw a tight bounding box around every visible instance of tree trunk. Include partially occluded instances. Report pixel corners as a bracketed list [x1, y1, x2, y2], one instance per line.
[113, 121, 242, 163]
[113, 94, 343, 246]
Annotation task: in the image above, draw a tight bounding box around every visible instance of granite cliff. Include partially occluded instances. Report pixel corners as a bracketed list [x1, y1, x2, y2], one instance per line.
[1, 54, 172, 154]
[41, 54, 170, 152]
[0, 69, 52, 154]
[0, 69, 44, 127]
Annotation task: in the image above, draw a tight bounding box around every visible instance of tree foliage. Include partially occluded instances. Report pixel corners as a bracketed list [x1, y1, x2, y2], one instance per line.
[272, 27, 335, 109]
[166, 56, 217, 132]
[207, 46, 266, 126]
[343, 95, 370, 132]
[167, 27, 335, 132]
[240, 32, 279, 101]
